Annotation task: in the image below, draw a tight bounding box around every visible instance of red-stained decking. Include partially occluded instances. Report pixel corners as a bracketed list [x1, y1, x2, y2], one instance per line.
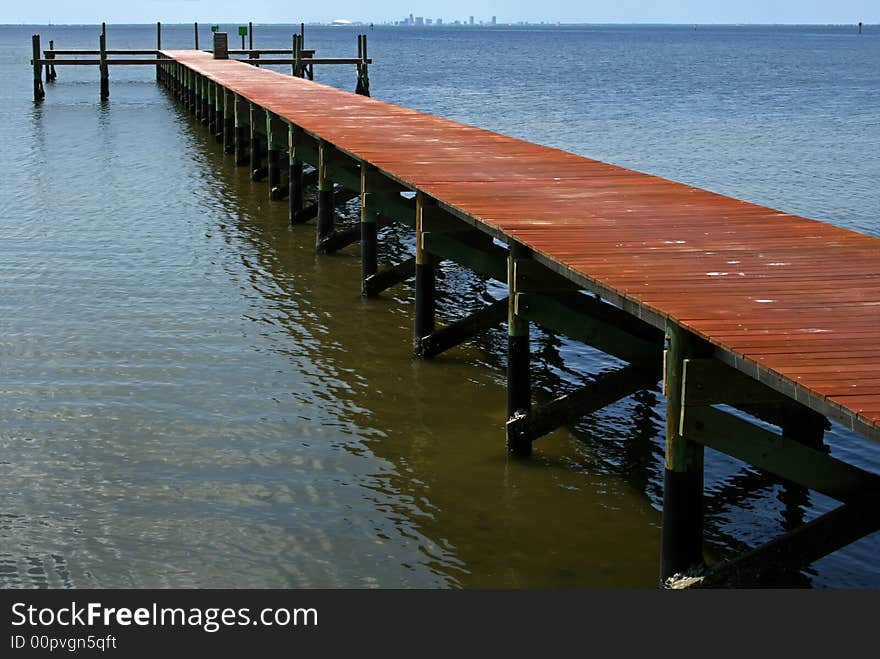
[163, 50, 880, 440]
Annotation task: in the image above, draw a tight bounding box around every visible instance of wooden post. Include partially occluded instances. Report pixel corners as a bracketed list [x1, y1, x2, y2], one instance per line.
[355, 36, 363, 94]
[660, 322, 705, 583]
[188, 69, 196, 113]
[31, 34, 45, 101]
[249, 103, 266, 180]
[234, 94, 250, 166]
[156, 22, 161, 81]
[208, 82, 217, 133]
[414, 192, 436, 354]
[316, 141, 335, 251]
[360, 165, 379, 294]
[506, 242, 531, 456]
[362, 35, 370, 97]
[223, 89, 234, 153]
[289, 125, 304, 224]
[355, 35, 370, 97]
[194, 22, 199, 49]
[266, 111, 286, 200]
[201, 77, 210, 125]
[294, 35, 304, 78]
[249, 22, 254, 50]
[47, 39, 57, 81]
[99, 32, 109, 100]
[194, 74, 202, 121]
[215, 83, 224, 141]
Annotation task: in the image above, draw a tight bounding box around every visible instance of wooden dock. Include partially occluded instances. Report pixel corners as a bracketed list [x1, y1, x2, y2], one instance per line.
[34, 35, 880, 586]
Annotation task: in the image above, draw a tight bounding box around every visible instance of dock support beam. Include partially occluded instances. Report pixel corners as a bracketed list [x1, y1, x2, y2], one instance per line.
[32, 34, 45, 101]
[506, 243, 532, 456]
[414, 193, 436, 354]
[660, 323, 705, 583]
[360, 165, 379, 294]
[316, 141, 335, 252]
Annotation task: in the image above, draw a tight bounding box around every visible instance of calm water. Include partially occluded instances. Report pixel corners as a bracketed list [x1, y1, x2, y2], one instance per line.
[1, 24, 878, 588]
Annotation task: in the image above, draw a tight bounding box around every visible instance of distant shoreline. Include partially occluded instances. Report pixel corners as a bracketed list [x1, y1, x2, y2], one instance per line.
[2, 22, 876, 28]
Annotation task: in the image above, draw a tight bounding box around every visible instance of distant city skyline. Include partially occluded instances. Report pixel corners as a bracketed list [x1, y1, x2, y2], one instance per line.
[2, 1, 878, 25]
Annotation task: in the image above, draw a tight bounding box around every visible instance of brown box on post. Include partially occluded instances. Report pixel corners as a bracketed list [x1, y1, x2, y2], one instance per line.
[213, 32, 229, 59]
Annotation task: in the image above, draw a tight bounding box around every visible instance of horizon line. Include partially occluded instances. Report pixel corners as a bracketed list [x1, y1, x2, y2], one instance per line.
[2, 21, 875, 27]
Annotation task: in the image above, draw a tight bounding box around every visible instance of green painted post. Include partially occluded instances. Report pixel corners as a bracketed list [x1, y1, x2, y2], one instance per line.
[506, 242, 531, 456]
[31, 34, 45, 101]
[99, 32, 109, 100]
[660, 322, 705, 583]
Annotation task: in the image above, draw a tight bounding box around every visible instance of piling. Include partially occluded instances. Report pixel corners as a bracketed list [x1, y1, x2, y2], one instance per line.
[194, 22, 199, 49]
[156, 22, 161, 81]
[316, 142, 336, 251]
[234, 94, 250, 166]
[356, 35, 370, 97]
[249, 103, 266, 180]
[31, 34, 45, 101]
[414, 193, 436, 354]
[223, 89, 234, 152]
[47, 40, 57, 81]
[289, 125, 304, 224]
[99, 32, 109, 100]
[249, 22, 254, 50]
[360, 165, 379, 294]
[266, 112, 285, 200]
[506, 242, 531, 457]
[660, 323, 705, 582]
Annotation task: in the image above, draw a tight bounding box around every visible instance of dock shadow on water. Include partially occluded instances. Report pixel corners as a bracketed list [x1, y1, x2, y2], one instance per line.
[2, 24, 879, 589]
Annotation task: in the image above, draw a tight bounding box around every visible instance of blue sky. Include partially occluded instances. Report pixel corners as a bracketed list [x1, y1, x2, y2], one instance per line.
[3, 1, 877, 25]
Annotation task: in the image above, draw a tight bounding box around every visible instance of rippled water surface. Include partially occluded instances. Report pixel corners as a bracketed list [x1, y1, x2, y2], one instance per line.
[1, 24, 878, 588]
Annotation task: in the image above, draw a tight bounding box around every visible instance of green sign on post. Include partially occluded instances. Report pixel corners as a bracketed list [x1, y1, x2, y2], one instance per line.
[211, 25, 219, 33]
[238, 26, 248, 36]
